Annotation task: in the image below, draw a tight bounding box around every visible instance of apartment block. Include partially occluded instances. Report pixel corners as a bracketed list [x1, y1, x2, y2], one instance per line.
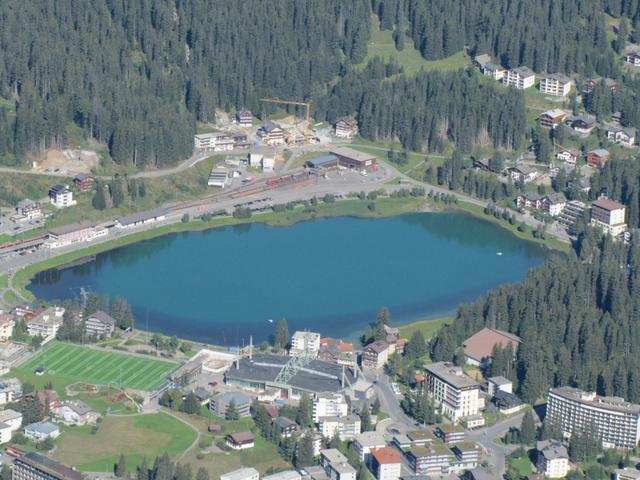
[424, 362, 483, 423]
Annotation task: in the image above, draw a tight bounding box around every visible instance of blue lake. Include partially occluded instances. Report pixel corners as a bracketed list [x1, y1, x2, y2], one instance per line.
[28, 213, 547, 345]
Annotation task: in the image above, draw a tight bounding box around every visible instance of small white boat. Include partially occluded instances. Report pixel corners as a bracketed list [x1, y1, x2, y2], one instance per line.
[496, 252, 503, 256]
[267, 319, 274, 323]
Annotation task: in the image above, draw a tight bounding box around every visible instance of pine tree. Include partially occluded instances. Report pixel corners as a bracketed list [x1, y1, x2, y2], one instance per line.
[195, 468, 209, 480]
[275, 319, 289, 350]
[296, 394, 313, 429]
[225, 400, 239, 421]
[360, 407, 372, 432]
[114, 454, 126, 477]
[406, 331, 426, 360]
[519, 410, 536, 445]
[296, 435, 315, 468]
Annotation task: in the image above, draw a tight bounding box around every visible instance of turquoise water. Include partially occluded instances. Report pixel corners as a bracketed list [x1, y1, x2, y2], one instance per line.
[29, 213, 547, 345]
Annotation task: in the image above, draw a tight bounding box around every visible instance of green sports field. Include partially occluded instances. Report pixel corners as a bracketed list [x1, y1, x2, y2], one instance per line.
[18, 342, 177, 391]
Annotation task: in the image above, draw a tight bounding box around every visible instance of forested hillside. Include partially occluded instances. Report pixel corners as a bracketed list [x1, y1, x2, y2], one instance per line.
[431, 231, 640, 403]
[0, 0, 371, 167]
[372, 0, 633, 76]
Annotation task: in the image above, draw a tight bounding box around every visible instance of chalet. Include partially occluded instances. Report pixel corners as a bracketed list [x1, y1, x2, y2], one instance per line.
[48, 184, 76, 208]
[541, 192, 567, 217]
[73, 173, 95, 192]
[236, 109, 253, 128]
[462, 327, 521, 367]
[538, 109, 566, 129]
[334, 116, 359, 139]
[556, 148, 578, 165]
[569, 116, 596, 135]
[35, 390, 60, 414]
[258, 121, 286, 146]
[85, 310, 117, 338]
[539, 74, 572, 97]
[226, 431, 255, 450]
[508, 165, 540, 183]
[15, 200, 43, 220]
[502, 66, 535, 90]
[483, 63, 505, 81]
[319, 338, 356, 368]
[55, 400, 98, 425]
[516, 192, 543, 210]
[606, 127, 636, 147]
[583, 78, 617, 93]
[272, 416, 298, 438]
[586, 148, 610, 168]
[492, 390, 525, 415]
[625, 49, 640, 66]
[361, 340, 389, 370]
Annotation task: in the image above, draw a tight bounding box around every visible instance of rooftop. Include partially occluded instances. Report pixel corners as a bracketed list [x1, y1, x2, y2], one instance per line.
[541, 109, 567, 118]
[550, 386, 640, 414]
[117, 207, 168, 227]
[262, 471, 300, 480]
[25, 421, 60, 435]
[365, 340, 389, 354]
[88, 310, 116, 326]
[227, 431, 254, 443]
[545, 73, 571, 84]
[221, 467, 259, 480]
[537, 439, 568, 460]
[488, 376, 512, 386]
[49, 221, 96, 237]
[329, 147, 376, 162]
[226, 353, 355, 393]
[589, 148, 610, 157]
[512, 66, 535, 77]
[0, 409, 22, 422]
[321, 449, 356, 475]
[463, 327, 521, 363]
[614, 468, 640, 480]
[216, 391, 251, 405]
[273, 416, 297, 429]
[18, 452, 82, 480]
[425, 362, 480, 390]
[371, 447, 401, 465]
[592, 198, 625, 211]
[353, 431, 386, 447]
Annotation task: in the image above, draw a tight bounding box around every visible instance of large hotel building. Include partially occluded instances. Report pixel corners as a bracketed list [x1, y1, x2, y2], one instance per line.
[546, 387, 640, 449]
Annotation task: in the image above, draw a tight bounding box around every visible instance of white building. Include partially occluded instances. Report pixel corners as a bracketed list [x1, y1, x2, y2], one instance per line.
[55, 400, 98, 426]
[487, 376, 512, 396]
[208, 167, 232, 188]
[220, 468, 260, 480]
[591, 198, 627, 236]
[116, 208, 168, 229]
[0, 378, 22, 405]
[313, 392, 348, 422]
[541, 193, 567, 217]
[194, 132, 235, 152]
[0, 314, 15, 341]
[46, 222, 107, 249]
[48, 185, 76, 208]
[24, 422, 61, 441]
[320, 449, 357, 480]
[607, 127, 636, 147]
[546, 387, 640, 449]
[0, 409, 23, 431]
[536, 440, 569, 479]
[482, 63, 505, 81]
[334, 117, 359, 139]
[502, 66, 535, 90]
[262, 472, 300, 480]
[0, 423, 11, 444]
[370, 447, 401, 480]
[290, 331, 321, 357]
[261, 155, 275, 172]
[353, 431, 387, 462]
[15, 200, 43, 220]
[424, 362, 484, 423]
[557, 148, 578, 165]
[539, 73, 573, 97]
[318, 414, 361, 441]
[27, 306, 65, 338]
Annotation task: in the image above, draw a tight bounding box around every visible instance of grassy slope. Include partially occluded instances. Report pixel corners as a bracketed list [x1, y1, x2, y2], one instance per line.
[398, 316, 454, 340]
[360, 15, 469, 75]
[53, 413, 196, 472]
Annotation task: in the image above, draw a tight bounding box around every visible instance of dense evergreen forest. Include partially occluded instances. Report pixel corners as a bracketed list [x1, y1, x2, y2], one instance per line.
[591, 157, 640, 228]
[1, 0, 633, 167]
[372, 0, 637, 76]
[0, 0, 371, 167]
[431, 231, 640, 403]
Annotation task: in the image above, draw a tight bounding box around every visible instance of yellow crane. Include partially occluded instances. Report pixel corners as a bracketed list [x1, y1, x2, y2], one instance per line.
[259, 98, 312, 124]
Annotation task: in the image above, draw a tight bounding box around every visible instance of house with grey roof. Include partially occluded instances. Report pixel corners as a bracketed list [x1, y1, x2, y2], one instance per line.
[85, 310, 117, 338]
[24, 421, 61, 441]
[55, 400, 98, 425]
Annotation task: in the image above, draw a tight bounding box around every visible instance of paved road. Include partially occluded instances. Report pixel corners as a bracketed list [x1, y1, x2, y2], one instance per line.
[467, 412, 526, 477]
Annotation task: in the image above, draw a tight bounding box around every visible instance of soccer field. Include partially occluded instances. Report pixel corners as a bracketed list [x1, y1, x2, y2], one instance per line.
[19, 342, 177, 391]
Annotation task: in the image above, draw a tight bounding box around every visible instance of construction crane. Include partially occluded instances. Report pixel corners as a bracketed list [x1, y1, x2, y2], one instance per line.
[259, 98, 312, 124]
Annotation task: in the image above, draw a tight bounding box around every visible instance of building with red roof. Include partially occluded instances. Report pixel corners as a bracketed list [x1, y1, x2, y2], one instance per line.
[370, 447, 401, 480]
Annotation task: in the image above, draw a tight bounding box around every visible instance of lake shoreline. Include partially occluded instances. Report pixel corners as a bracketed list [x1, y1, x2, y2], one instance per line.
[14, 195, 565, 311]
